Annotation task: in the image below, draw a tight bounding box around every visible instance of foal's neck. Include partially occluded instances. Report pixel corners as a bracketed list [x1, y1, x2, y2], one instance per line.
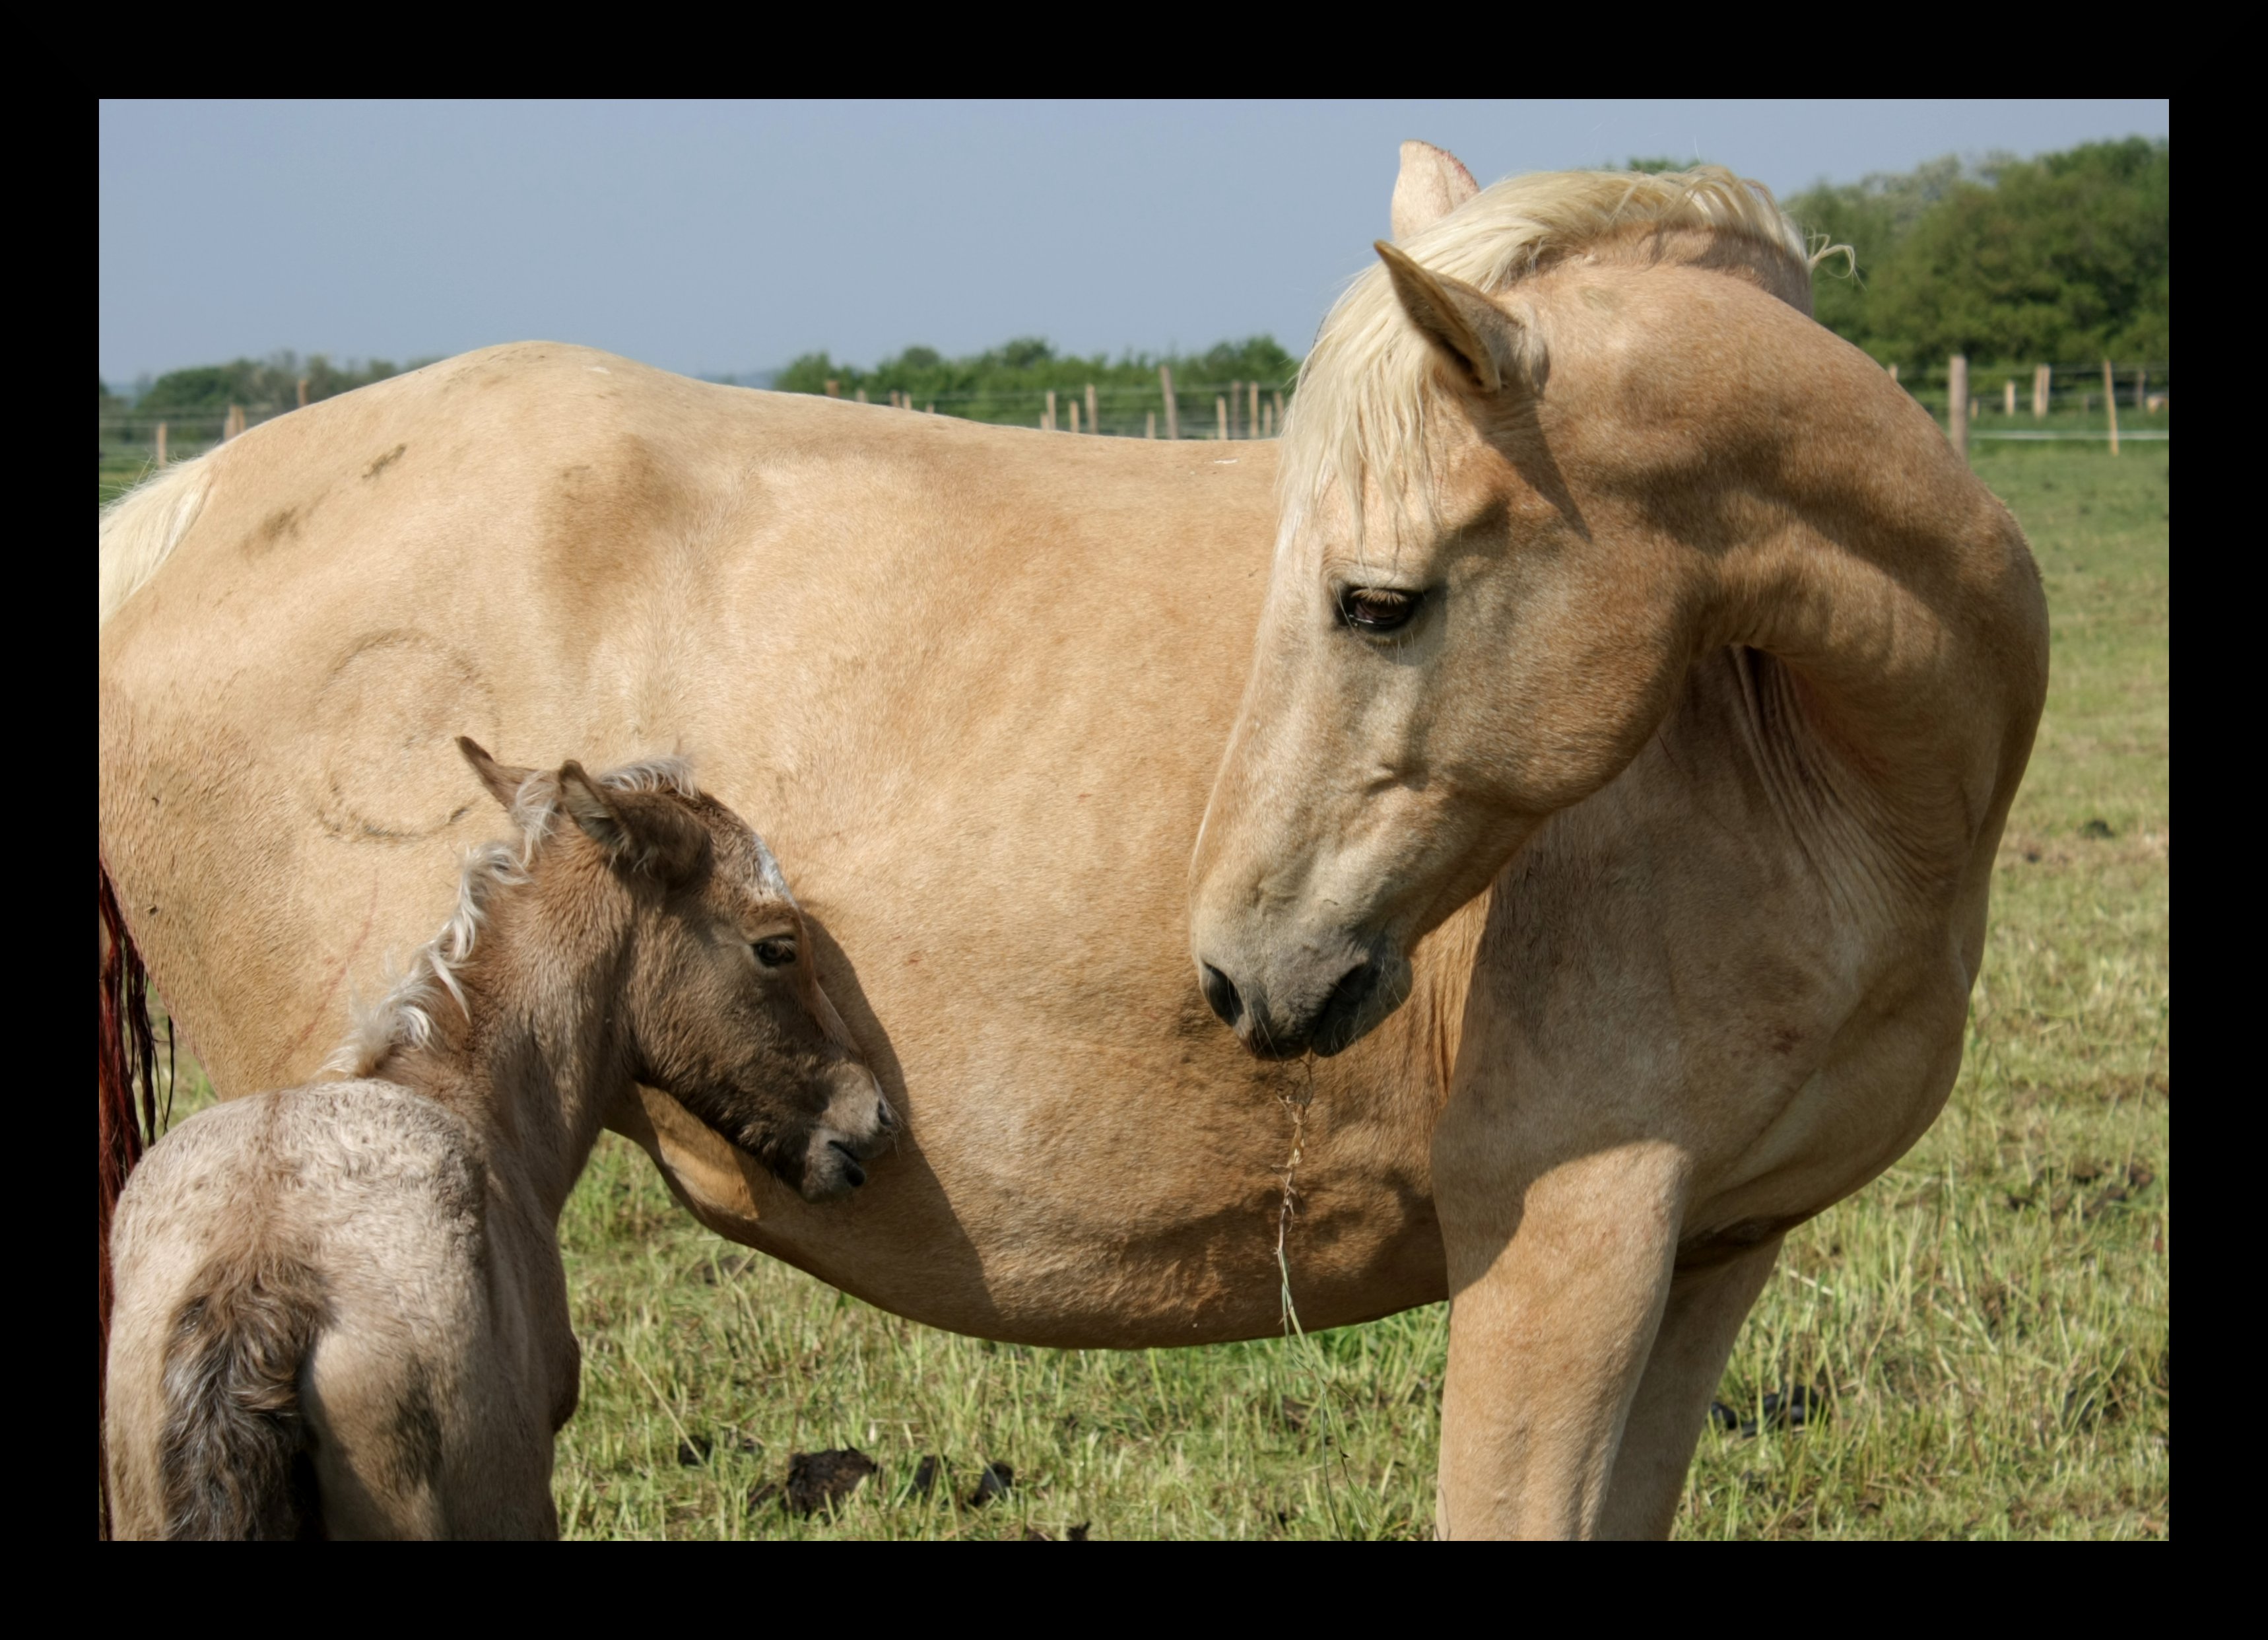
[380, 858, 636, 1223]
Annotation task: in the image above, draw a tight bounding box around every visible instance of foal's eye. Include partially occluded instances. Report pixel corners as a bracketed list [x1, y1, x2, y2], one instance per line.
[1337, 586, 1421, 634]
[752, 938, 797, 968]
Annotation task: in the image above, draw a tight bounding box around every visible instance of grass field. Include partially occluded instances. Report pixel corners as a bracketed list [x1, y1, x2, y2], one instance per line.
[140, 442, 2169, 1538]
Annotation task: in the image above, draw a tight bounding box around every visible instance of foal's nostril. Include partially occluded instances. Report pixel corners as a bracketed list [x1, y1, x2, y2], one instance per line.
[875, 1099, 896, 1133]
[1199, 963, 1243, 1028]
[828, 1140, 867, 1188]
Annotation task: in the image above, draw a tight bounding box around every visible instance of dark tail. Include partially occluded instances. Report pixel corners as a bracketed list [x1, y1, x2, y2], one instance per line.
[98, 855, 168, 1538]
[157, 1255, 325, 1539]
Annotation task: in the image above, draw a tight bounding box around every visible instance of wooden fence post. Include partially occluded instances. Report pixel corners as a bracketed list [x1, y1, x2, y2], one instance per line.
[1249, 382, 1260, 443]
[296, 377, 309, 409]
[926, 403, 936, 415]
[2003, 380, 2016, 417]
[1216, 396, 1228, 441]
[2102, 359, 2119, 456]
[1069, 398, 1081, 436]
[1229, 381, 1242, 438]
[1159, 365, 1178, 440]
[1947, 355, 1968, 461]
[1045, 390, 1057, 432]
[1274, 390, 1285, 434]
[1086, 383, 1099, 436]
[824, 379, 840, 397]
[2032, 364, 2050, 419]
[855, 388, 868, 404]
[2134, 364, 2147, 416]
[1146, 411, 1156, 439]
[1888, 362, 1900, 385]
[154, 422, 167, 465]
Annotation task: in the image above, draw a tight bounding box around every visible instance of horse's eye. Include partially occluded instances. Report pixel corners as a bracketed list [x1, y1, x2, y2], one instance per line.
[752, 938, 797, 968]
[1338, 586, 1421, 633]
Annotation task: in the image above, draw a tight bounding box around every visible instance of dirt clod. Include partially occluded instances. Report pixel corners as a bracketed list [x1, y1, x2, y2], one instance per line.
[784, 1448, 877, 1516]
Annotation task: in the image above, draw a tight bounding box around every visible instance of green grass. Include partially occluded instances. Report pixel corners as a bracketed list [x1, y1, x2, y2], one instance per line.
[145, 443, 2170, 1538]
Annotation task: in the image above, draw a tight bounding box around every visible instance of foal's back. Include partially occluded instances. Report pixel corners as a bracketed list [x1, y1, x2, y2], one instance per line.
[106, 1079, 558, 1539]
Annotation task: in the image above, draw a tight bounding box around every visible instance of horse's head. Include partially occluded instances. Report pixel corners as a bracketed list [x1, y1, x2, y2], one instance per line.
[1187, 147, 1811, 1058]
[462, 740, 895, 1200]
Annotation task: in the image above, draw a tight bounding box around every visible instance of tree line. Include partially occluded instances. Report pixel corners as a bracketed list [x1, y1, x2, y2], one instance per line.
[102, 352, 428, 417]
[100, 137, 2168, 424]
[770, 336, 1300, 426]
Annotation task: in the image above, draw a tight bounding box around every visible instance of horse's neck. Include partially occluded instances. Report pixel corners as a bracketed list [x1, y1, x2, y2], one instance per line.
[1692, 358, 2048, 887]
[385, 892, 632, 1225]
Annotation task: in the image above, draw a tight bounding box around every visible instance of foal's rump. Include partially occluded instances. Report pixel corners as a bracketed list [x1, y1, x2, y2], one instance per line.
[106, 1083, 496, 1538]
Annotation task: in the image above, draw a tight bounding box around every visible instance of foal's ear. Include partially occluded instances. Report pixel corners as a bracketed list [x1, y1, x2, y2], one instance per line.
[1389, 139, 1479, 241]
[1374, 240, 1545, 399]
[557, 763, 708, 881]
[458, 737, 536, 811]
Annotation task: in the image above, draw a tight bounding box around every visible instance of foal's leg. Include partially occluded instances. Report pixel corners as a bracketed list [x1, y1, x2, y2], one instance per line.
[1431, 1095, 1688, 1539]
[1595, 1237, 1783, 1540]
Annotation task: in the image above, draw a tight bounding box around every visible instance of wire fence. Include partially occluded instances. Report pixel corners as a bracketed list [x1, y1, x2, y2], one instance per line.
[1878, 359, 2171, 442]
[98, 359, 2170, 495]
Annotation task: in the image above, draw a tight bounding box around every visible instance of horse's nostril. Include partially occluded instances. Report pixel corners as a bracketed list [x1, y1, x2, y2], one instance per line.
[828, 1140, 867, 1188]
[1199, 963, 1243, 1028]
[875, 1099, 896, 1132]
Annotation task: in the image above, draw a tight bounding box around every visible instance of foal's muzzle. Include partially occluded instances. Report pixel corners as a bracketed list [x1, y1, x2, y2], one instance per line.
[798, 1064, 896, 1201]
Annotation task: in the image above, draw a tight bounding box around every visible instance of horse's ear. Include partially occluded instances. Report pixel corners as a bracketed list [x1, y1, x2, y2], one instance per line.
[459, 737, 535, 811]
[558, 763, 707, 881]
[1374, 240, 1545, 399]
[1390, 140, 1479, 241]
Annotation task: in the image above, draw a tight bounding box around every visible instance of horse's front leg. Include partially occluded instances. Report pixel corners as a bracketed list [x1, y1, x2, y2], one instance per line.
[1595, 1236, 1783, 1538]
[1432, 1078, 1688, 1539]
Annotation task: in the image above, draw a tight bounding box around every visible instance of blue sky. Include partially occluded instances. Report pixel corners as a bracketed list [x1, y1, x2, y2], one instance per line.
[98, 100, 2168, 387]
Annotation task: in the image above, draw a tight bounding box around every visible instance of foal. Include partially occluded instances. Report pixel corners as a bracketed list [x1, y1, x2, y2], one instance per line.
[105, 739, 894, 1538]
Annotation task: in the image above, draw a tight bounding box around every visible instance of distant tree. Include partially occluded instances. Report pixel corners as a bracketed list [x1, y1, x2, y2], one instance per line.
[1788, 139, 2168, 366]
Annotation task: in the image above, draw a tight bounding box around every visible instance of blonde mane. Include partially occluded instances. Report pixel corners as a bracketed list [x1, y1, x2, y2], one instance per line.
[327, 756, 700, 1078]
[1280, 164, 1815, 550]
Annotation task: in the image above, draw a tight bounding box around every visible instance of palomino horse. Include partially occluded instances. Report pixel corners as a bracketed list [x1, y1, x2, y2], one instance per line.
[107, 741, 892, 1537]
[1189, 146, 2047, 1532]
[96, 147, 2042, 1536]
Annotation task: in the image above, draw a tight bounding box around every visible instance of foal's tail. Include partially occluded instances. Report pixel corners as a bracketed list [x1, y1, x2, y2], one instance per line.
[98, 856, 166, 1537]
[156, 1254, 324, 1539]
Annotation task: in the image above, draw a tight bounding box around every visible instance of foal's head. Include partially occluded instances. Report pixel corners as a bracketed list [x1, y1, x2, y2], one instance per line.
[461, 738, 895, 1201]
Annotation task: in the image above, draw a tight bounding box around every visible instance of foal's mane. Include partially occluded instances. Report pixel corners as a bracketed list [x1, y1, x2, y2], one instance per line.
[327, 756, 702, 1079]
[1281, 164, 1815, 551]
